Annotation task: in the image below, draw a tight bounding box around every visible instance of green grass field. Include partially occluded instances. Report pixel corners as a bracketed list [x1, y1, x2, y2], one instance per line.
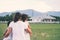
[0, 23, 60, 40]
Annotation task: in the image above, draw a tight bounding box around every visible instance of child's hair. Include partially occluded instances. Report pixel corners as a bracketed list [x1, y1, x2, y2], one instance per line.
[7, 21, 11, 26]
[22, 14, 28, 22]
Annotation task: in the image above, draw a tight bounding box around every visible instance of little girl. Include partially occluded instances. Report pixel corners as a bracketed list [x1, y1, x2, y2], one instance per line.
[22, 14, 32, 40]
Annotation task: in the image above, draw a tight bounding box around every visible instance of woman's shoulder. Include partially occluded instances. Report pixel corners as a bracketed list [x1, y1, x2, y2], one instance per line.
[10, 21, 14, 24]
[9, 21, 14, 26]
[8, 21, 14, 27]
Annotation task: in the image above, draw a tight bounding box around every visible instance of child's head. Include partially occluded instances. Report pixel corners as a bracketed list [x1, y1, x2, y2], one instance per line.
[22, 14, 28, 22]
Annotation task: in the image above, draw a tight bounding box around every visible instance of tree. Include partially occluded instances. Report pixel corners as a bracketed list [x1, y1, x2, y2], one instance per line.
[51, 15, 60, 21]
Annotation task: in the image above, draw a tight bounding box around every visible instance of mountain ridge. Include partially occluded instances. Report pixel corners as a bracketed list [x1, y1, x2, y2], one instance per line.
[0, 9, 60, 17]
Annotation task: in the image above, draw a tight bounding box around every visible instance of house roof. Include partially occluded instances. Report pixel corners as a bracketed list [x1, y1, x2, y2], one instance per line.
[30, 15, 56, 19]
[43, 15, 56, 19]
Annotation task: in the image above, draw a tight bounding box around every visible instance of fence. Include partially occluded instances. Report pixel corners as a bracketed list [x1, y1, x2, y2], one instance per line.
[28, 21, 60, 24]
[0, 21, 8, 24]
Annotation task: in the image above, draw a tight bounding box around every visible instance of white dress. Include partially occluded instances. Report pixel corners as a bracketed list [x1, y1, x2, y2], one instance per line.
[24, 21, 30, 40]
[9, 21, 27, 40]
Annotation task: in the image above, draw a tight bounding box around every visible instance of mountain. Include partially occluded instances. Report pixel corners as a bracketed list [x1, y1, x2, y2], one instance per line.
[20, 9, 43, 17]
[0, 9, 60, 17]
[0, 12, 12, 16]
[48, 11, 60, 17]
[0, 9, 43, 17]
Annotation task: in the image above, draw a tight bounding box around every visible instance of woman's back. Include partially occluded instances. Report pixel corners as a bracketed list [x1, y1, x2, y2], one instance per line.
[9, 21, 27, 40]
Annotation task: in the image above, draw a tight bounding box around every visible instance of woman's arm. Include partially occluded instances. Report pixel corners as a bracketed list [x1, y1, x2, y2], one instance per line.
[4, 27, 12, 37]
[3, 29, 8, 36]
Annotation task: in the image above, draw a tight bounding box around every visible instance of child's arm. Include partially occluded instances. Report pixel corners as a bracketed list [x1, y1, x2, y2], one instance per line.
[25, 25, 32, 36]
[28, 25, 32, 36]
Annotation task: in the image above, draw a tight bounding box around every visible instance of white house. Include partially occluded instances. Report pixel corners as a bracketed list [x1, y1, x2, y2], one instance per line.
[29, 15, 56, 23]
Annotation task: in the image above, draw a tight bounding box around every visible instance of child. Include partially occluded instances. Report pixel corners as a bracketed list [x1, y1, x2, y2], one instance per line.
[3, 21, 12, 40]
[22, 14, 32, 40]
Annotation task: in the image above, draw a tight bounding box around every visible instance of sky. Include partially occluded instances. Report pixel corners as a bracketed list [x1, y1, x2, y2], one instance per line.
[0, 0, 60, 13]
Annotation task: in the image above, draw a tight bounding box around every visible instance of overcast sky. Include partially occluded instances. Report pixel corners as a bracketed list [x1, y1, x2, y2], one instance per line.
[0, 0, 60, 12]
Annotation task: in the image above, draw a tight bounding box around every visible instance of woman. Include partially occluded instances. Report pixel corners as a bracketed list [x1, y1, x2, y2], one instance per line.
[4, 12, 28, 40]
[22, 14, 32, 40]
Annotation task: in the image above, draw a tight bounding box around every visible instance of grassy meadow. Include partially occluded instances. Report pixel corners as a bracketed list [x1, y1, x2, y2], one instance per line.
[0, 23, 60, 40]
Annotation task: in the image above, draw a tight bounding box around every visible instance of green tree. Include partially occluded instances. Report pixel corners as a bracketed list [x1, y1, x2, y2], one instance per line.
[51, 15, 60, 21]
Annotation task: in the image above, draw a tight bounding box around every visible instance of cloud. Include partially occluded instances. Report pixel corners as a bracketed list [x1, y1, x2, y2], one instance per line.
[29, 1, 53, 12]
[40, 0, 60, 11]
[0, 0, 53, 12]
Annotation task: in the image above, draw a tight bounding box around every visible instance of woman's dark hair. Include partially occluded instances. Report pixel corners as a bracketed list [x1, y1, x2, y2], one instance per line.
[22, 14, 28, 22]
[7, 20, 11, 26]
[14, 12, 21, 22]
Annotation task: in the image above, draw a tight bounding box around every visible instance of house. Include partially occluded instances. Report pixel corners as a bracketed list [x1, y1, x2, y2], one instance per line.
[29, 15, 56, 23]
